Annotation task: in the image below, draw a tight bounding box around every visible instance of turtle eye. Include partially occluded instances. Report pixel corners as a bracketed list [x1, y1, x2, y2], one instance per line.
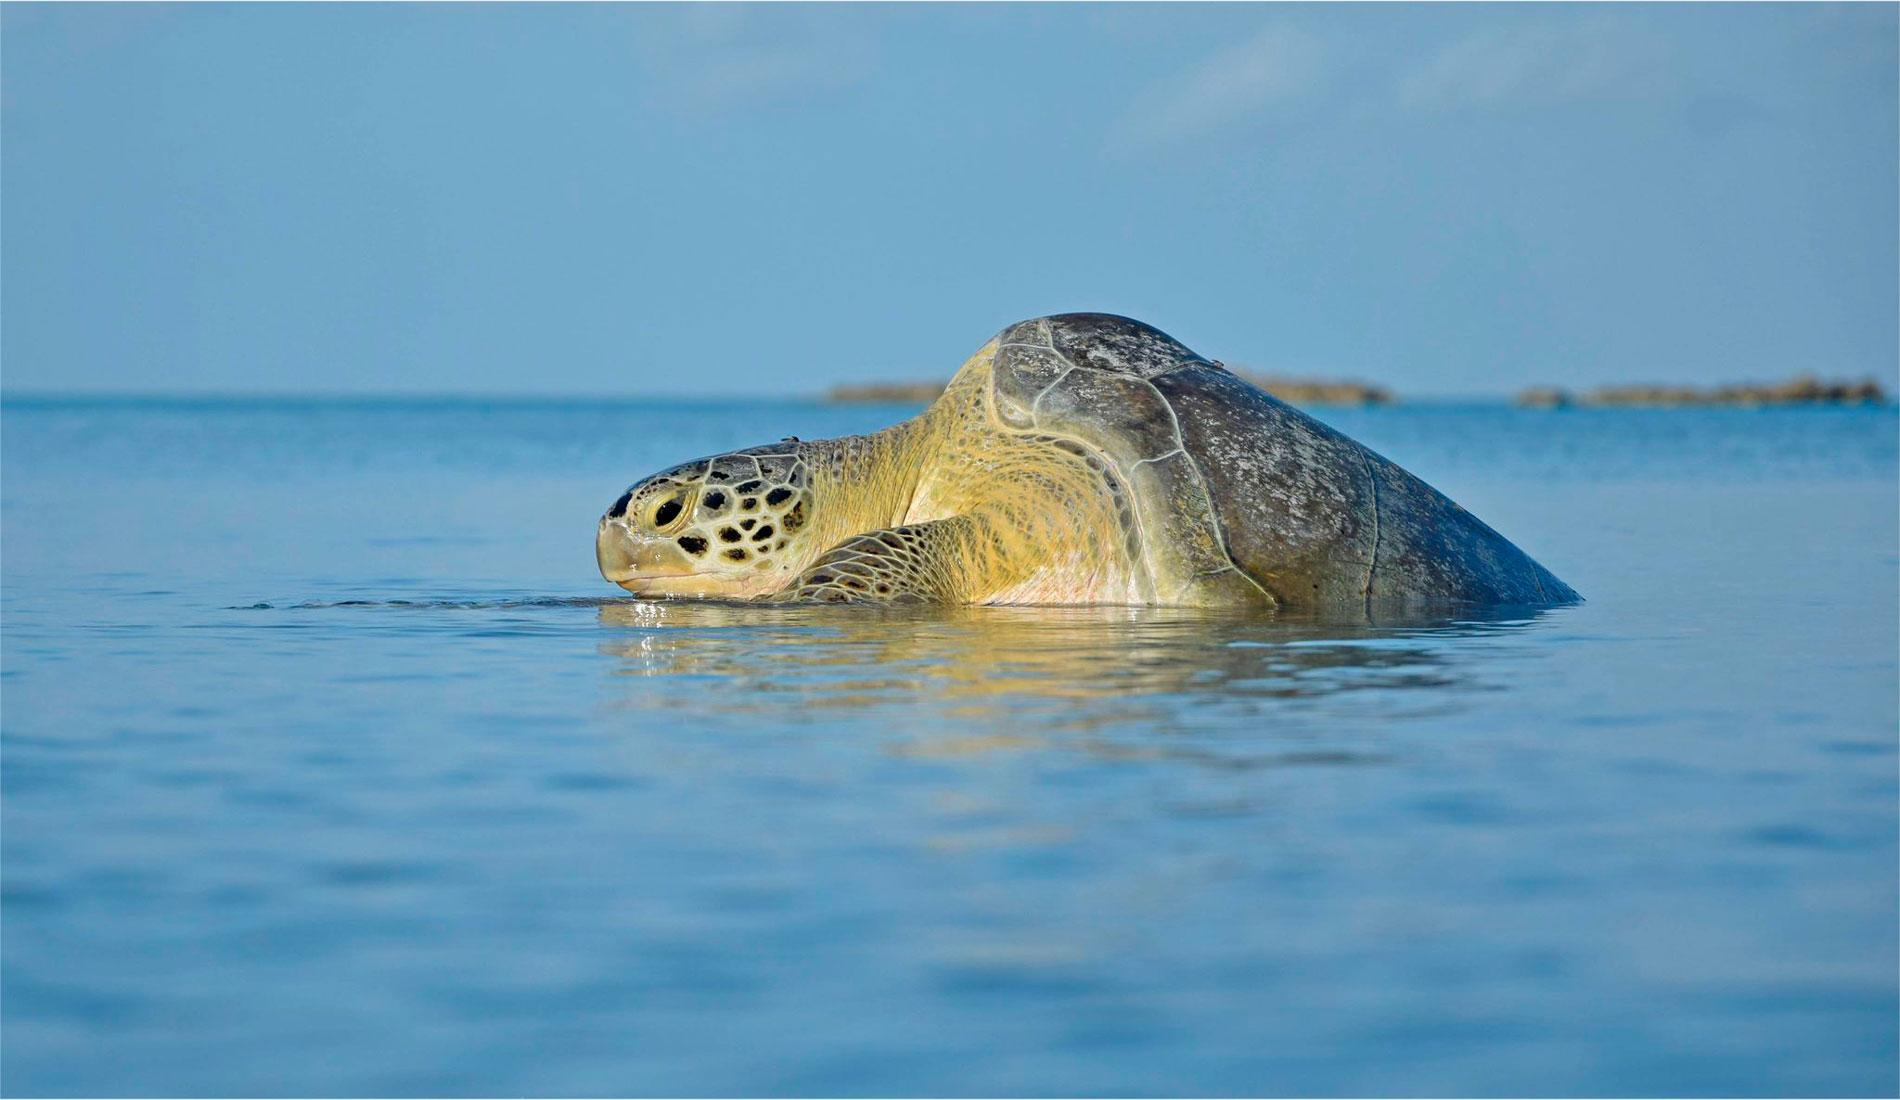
[649, 495, 688, 530]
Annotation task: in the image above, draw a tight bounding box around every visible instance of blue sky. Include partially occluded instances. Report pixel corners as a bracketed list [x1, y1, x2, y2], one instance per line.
[4, 3, 1895, 397]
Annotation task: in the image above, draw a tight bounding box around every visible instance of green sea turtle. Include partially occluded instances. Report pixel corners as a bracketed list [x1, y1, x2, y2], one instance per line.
[596, 314, 1579, 611]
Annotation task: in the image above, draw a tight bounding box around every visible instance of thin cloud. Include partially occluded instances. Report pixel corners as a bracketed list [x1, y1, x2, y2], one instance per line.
[634, 7, 875, 115]
[1397, 19, 1671, 113]
[1117, 26, 1326, 147]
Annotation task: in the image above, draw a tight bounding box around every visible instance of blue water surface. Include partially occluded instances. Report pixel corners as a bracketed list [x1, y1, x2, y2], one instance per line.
[3, 397, 1896, 1097]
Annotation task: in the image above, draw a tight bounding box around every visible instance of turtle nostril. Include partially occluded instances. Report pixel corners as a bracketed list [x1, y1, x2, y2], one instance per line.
[596, 522, 635, 578]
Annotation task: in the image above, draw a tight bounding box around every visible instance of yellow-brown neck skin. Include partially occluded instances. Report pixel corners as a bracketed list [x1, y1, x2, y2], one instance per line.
[797, 419, 930, 558]
[800, 344, 1144, 604]
[919, 350, 1145, 603]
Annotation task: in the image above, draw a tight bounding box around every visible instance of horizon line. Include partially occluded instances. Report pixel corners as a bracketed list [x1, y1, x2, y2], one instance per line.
[0, 387, 1534, 405]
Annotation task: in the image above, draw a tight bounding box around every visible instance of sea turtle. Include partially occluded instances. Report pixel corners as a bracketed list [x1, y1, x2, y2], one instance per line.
[596, 313, 1579, 611]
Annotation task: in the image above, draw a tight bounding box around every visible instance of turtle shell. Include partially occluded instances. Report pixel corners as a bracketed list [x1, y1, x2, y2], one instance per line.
[987, 313, 1577, 611]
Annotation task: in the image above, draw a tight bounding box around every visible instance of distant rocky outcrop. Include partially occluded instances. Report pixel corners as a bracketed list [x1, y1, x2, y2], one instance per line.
[1516, 374, 1891, 408]
[1515, 386, 1572, 409]
[1231, 371, 1394, 407]
[824, 381, 948, 404]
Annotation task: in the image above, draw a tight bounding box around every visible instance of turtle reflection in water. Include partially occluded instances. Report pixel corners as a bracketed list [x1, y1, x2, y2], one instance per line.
[595, 600, 1546, 753]
[597, 314, 1578, 612]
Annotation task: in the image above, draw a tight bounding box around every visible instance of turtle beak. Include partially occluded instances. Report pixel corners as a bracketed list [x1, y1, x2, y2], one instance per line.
[596, 517, 698, 591]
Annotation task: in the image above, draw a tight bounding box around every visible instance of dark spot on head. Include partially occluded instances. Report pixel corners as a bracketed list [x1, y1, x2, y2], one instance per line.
[773, 540, 785, 550]
[677, 535, 707, 556]
[741, 498, 758, 511]
[703, 490, 726, 510]
[784, 502, 807, 531]
[654, 499, 681, 526]
[608, 491, 632, 519]
[766, 487, 793, 506]
[751, 525, 774, 542]
[725, 548, 748, 562]
[719, 527, 741, 543]
[736, 479, 763, 493]
[739, 518, 757, 531]
[709, 470, 730, 481]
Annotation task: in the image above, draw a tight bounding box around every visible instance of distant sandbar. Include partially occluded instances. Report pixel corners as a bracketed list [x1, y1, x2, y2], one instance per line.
[1517, 376, 1890, 408]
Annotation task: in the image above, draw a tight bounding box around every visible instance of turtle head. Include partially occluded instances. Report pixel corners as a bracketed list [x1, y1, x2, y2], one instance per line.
[597, 447, 816, 598]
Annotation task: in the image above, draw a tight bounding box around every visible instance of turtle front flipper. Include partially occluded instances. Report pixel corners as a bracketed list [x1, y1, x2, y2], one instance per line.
[772, 515, 1019, 604]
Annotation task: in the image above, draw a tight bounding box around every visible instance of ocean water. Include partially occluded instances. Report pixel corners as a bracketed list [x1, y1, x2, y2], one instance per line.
[2, 395, 1895, 1097]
